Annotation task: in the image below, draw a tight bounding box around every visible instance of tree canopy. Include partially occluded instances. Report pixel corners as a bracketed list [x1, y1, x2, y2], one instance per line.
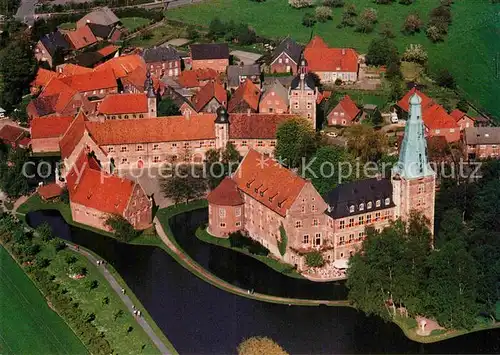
[275, 118, 317, 169]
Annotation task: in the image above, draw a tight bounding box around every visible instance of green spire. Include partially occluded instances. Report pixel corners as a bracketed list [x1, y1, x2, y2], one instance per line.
[392, 93, 434, 179]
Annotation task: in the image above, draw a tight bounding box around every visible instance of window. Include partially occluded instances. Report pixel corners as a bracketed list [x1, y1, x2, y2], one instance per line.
[366, 214, 371, 224]
[235, 207, 241, 217]
[184, 142, 190, 148]
[339, 236, 345, 245]
[385, 198, 390, 205]
[108, 146, 114, 153]
[348, 218, 354, 227]
[358, 231, 365, 239]
[349, 205, 355, 213]
[241, 141, 247, 147]
[358, 216, 364, 225]
[367, 201, 372, 209]
[435, 129, 441, 134]
[339, 220, 345, 230]
[278, 58, 282, 64]
[376, 200, 381, 207]
[153, 144, 159, 150]
[334, 112, 339, 116]
[285, 58, 289, 64]
[295, 220, 302, 228]
[121, 158, 128, 164]
[257, 141, 263, 147]
[303, 235, 309, 244]
[418, 185, 424, 194]
[359, 203, 364, 211]
[172, 143, 177, 148]
[120, 146, 128, 152]
[220, 223, 226, 228]
[136, 145, 144, 151]
[153, 156, 160, 163]
[375, 212, 381, 221]
[235, 222, 241, 227]
[450, 128, 455, 133]
[314, 233, 321, 246]
[311, 205, 317, 212]
[270, 141, 276, 147]
[300, 205, 305, 213]
[219, 208, 226, 218]
[349, 234, 354, 242]
[313, 219, 318, 226]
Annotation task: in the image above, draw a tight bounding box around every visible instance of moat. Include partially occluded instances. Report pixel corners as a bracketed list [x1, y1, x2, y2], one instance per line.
[27, 209, 500, 354]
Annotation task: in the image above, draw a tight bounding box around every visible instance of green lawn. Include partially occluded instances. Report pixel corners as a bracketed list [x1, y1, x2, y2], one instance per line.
[58, 22, 76, 30]
[0, 246, 87, 355]
[195, 227, 304, 279]
[168, 0, 500, 119]
[121, 17, 151, 33]
[128, 22, 188, 47]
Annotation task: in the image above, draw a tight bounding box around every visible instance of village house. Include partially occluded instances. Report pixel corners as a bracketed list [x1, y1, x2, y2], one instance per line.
[0, 125, 27, 148]
[96, 92, 156, 121]
[180, 80, 227, 116]
[304, 36, 359, 83]
[450, 109, 478, 131]
[175, 68, 220, 93]
[327, 95, 361, 126]
[463, 127, 500, 160]
[259, 79, 289, 114]
[397, 88, 460, 143]
[190, 43, 229, 73]
[227, 64, 261, 90]
[142, 46, 182, 78]
[227, 79, 261, 114]
[76, 7, 121, 29]
[64, 25, 98, 51]
[34, 31, 71, 68]
[59, 68, 118, 98]
[30, 115, 74, 154]
[207, 93, 436, 279]
[269, 37, 303, 75]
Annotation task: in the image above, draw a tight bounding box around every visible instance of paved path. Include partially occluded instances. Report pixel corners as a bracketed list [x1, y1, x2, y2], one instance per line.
[65, 242, 172, 354]
[153, 216, 350, 307]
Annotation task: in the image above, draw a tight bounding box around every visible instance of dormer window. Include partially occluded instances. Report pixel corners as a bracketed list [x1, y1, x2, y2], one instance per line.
[385, 198, 390, 205]
[367, 201, 372, 209]
[359, 203, 364, 211]
[376, 200, 381, 207]
[349, 205, 355, 213]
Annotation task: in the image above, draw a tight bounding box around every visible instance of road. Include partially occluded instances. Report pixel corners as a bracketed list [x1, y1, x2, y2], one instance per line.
[15, 0, 37, 26]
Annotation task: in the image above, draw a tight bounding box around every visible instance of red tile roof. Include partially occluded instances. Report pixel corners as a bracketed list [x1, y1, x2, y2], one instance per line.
[229, 114, 295, 139]
[66, 151, 134, 214]
[120, 65, 163, 92]
[31, 115, 74, 139]
[38, 183, 63, 200]
[397, 88, 434, 112]
[97, 44, 119, 57]
[450, 109, 466, 122]
[233, 149, 307, 217]
[176, 68, 219, 88]
[65, 25, 97, 50]
[304, 36, 359, 73]
[58, 64, 93, 76]
[422, 104, 458, 130]
[0, 125, 25, 145]
[60, 68, 117, 92]
[85, 114, 216, 145]
[207, 177, 243, 206]
[60, 111, 87, 158]
[18, 137, 31, 147]
[191, 81, 227, 112]
[39, 78, 78, 113]
[32, 68, 57, 89]
[98, 93, 148, 115]
[228, 79, 261, 113]
[335, 95, 360, 122]
[94, 54, 145, 78]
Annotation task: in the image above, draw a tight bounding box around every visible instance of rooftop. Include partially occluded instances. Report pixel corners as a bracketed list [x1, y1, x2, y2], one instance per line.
[98, 93, 148, 115]
[207, 177, 244, 206]
[464, 127, 500, 145]
[190, 43, 229, 60]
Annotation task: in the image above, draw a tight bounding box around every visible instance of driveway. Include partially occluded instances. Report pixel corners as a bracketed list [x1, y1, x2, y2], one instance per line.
[15, 0, 37, 25]
[230, 50, 263, 65]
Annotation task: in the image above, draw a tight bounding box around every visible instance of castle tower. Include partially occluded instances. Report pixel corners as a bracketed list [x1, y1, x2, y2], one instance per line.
[214, 106, 229, 150]
[144, 70, 157, 118]
[392, 93, 436, 233]
[289, 53, 318, 130]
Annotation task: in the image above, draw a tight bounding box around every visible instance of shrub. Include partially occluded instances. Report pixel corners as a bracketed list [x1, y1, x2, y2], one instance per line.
[52, 239, 67, 252]
[36, 222, 53, 241]
[278, 224, 287, 256]
[315, 6, 332, 22]
[105, 214, 138, 242]
[288, 0, 313, 8]
[302, 12, 317, 27]
[403, 13, 423, 34]
[305, 251, 325, 267]
[335, 78, 343, 86]
[402, 44, 428, 64]
[435, 68, 456, 88]
[238, 336, 289, 355]
[356, 8, 377, 33]
[426, 25, 444, 42]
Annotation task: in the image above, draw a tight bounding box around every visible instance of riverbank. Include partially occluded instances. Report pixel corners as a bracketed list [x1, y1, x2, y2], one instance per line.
[195, 226, 304, 279]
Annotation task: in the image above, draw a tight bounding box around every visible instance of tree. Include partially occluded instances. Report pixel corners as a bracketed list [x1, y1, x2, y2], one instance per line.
[161, 165, 207, 204]
[402, 13, 422, 34]
[356, 8, 377, 33]
[436, 208, 466, 249]
[315, 6, 332, 22]
[365, 37, 398, 66]
[208, 17, 226, 39]
[426, 25, 444, 42]
[0, 37, 36, 111]
[456, 98, 469, 113]
[379, 22, 395, 38]
[323, 0, 344, 7]
[157, 97, 180, 116]
[275, 118, 317, 169]
[302, 13, 316, 27]
[344, 125, 388, 162]
[238, 337, 289, 355]
[288, 0, 313, 8]
[0, 147, 32, 198]
[105, 215, 138, 242]
[36, 222, 53, 242]
[305, 145, 354, 195]
[305, 251, 325, 267]
[221, 141, 240, 164]
[402, 44, 428, 65]
[235, 24, 257, 45]
[435, 69, 455, 89]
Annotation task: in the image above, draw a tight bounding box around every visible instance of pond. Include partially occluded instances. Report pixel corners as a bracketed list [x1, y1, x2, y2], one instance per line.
[26, 209, 500, 354]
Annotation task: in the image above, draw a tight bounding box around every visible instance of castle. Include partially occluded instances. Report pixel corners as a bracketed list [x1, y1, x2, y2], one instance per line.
[207, 93, 436, 280]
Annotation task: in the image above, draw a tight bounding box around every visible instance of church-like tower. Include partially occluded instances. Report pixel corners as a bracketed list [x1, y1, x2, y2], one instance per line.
[391, 93, 436, 233]
[144, 71, 157, 118]
[289, 54, 318, 130]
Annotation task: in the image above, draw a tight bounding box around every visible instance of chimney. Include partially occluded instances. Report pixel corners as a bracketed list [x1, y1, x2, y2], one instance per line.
[247, 108, 251, 116]
[184, 109, 191, 120]
[342, 48, 346, 56]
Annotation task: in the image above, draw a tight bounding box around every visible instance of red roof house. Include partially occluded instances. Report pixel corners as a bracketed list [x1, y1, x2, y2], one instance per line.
[327, 95, 360, 126]
[97, 93, 148, 118]
[228, 79, 261, 113]
[450, 109, 475, 131]
[181, 81, 227, 114]
[64, 25, 98, 50]
[38, 183, 63, 200]
[0, 125, 26, 147]
[31, 115, 74, 154]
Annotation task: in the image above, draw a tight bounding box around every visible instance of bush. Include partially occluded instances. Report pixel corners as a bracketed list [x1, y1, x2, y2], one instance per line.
[315, 6, 332, 22]
[36, 222, 53, 242]
[52, 239, 67, 252]
[105, 215, 138, 242]
[305, 251, 325, 267]
[402, 44, 428, 64]
[435, 68, 456, 88]
[323, 0, 344, 7]
[229, 232, 269, 256]
[238, 336, 289, 355]
[278, 224, 287, 256]
[302, 12, 317, 27]
[426, 25, 444, 42]
[403, 13, 422, 34]
[288, 0, 313, 8]
[335, 78, 343, 86]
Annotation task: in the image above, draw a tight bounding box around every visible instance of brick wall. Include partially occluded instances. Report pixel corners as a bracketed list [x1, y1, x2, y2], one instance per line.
[192, 59, 229, 73]
[270, 53, 297, 75]
[208, 203, 244, 237]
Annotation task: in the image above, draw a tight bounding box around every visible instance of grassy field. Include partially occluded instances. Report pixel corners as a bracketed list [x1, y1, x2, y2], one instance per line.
[168, 0, 500, 118]
[121, 17, 151, 33]
[128, 22, 188, 47]
[0, 246, 87, 355]
[58, 22, 76, 30]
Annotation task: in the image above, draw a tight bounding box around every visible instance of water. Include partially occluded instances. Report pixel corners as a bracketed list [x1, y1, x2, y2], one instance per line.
[26, 210, 500, 354]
